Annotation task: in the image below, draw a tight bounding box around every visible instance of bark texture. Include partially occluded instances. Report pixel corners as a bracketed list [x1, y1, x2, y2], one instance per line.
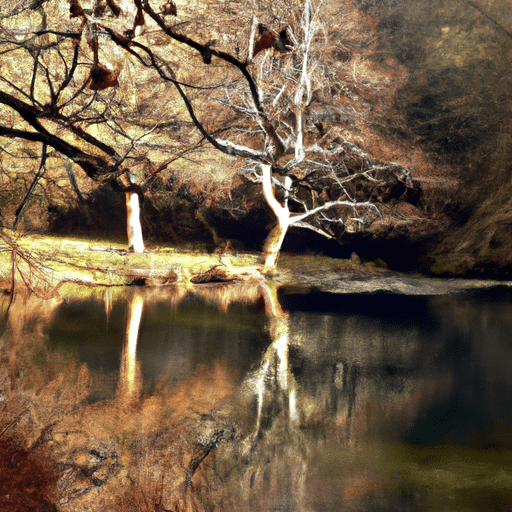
[125, 192, 144, 254]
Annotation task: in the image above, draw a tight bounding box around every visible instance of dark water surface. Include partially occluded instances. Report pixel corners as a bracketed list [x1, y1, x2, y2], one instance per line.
[279, 287, 512, 511]
[7, 283, 512, 511]
[48, 291, 269, 402]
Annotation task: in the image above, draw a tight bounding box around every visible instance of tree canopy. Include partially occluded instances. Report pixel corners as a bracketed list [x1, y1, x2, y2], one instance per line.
[0, 0, 456, 270]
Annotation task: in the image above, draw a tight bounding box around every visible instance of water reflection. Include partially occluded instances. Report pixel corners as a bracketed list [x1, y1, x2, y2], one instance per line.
[209, 289, 453, 512]
[2, 283, 512, 510]
[118, 290, 144, 404]
[256, 282, 298, 430]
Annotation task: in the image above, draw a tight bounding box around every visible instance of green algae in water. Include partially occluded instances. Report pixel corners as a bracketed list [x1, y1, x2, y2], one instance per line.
[389, 444, 512, 511]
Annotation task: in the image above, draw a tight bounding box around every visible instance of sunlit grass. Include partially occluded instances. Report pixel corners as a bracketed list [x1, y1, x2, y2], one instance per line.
[0, 232, 386, 293]
[0, 232, 260, 288]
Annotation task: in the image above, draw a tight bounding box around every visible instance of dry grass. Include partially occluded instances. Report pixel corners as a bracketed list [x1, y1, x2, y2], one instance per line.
[0, 232, 386, 297]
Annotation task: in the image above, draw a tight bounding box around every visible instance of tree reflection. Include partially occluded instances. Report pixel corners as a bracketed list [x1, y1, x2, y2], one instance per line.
[255, 282, 298, 430]
[117, 289, 144, 405]
[193, 281, 311, 511]
[205, 285, 454, 512]
[0, 282, 458, 511]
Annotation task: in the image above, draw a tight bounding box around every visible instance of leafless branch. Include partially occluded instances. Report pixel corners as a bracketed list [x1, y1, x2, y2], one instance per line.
[289, 199, 381, 225]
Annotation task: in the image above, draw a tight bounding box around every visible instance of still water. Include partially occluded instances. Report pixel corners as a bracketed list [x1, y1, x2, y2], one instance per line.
[3, 281, 512, 511]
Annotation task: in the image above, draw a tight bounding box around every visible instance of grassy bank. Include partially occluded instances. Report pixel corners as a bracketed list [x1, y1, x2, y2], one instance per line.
[0, 231, 262, 289]
[0, 231, 385, 294]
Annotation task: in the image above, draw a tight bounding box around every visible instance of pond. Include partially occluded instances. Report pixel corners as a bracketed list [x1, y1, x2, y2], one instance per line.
[1, 279, 512, 511]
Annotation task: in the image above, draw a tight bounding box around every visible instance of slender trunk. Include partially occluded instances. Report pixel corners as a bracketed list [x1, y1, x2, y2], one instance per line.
[260, 164, 291, 272]
[248, 16, 258, 61]
[13, 144, 47, 229]
[125, 191, 144, 253]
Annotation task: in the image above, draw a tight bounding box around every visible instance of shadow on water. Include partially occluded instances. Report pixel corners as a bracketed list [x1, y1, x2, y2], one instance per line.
[1, 282, 512, 510]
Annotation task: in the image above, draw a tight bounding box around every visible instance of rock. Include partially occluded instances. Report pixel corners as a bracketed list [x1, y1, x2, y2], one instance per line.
[190, 265, 234, 284]
[350, 252, 361, 265]
[373, 257, 388, 269]
[190, 264, 263, 284]
[126, 268, 180, 286]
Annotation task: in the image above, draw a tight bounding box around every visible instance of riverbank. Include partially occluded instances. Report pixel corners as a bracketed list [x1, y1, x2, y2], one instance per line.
[0, 231, 259, 288]
[0, 232, 381, 289]
[1, 232, 511, 297]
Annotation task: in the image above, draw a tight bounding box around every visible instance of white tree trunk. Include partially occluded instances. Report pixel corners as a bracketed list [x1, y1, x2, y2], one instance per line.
[261, 164, 291, 272]
[125, 191, 144, 253]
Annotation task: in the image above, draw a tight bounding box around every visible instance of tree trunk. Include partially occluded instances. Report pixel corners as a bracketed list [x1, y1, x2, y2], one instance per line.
[125, 191, 144, 253]
[260, 164, 290, 273]
[262, 217, 289, 272]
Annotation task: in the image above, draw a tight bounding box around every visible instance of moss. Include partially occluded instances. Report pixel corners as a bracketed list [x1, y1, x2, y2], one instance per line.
[278, 252, 385, 273]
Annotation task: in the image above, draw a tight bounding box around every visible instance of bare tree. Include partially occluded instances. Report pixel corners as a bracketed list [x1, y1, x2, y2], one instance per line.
[1, 0, 424, 268]
[102, 0, 423, 271]
[0, 0, 211, 252]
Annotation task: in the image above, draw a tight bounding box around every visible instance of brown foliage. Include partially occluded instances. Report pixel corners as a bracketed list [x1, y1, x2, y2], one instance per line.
[161, 0, 177, 16]
[0, 438, 58, 512]
[94, 0, 121, 17]
[133, 5, 144, 29]
[124, 1, 145, 39]
[88, 63, 119, 91]
[69, 0, 87, 29]
[253, 25, 292, 57]
[68, 0, 84, 19]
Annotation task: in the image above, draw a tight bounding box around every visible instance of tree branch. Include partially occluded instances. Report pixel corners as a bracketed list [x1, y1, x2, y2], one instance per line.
[141, 0, 262, 110]
[140, 1, 286, 161]
[13, 143, 48, 229]
[291, 220, 335, 239]
[289, 200, 382, 225]
[100, 27, 269, 162]
[0, 91, 121, 180]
